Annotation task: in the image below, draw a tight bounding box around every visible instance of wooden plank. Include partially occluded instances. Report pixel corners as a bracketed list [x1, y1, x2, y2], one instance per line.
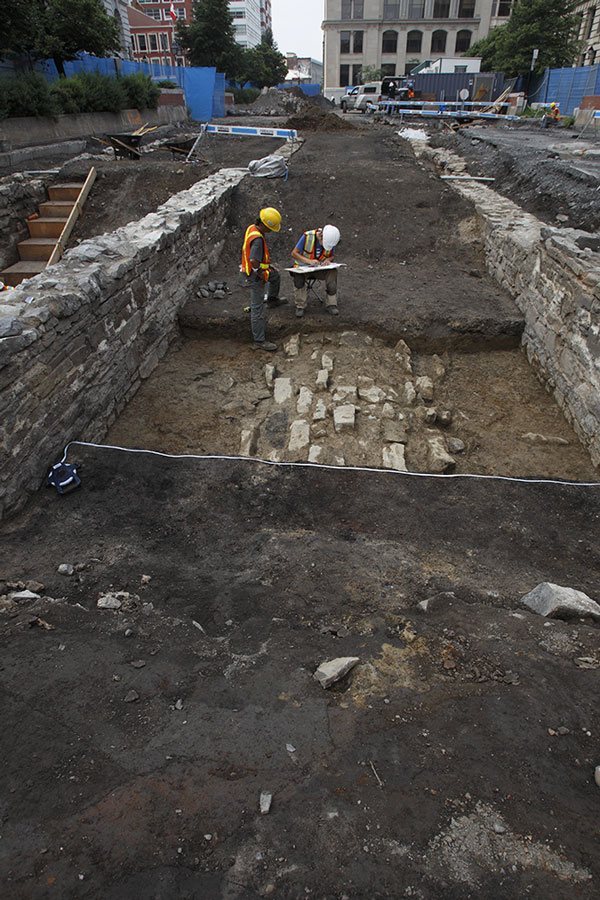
[47, 166, 97, 267]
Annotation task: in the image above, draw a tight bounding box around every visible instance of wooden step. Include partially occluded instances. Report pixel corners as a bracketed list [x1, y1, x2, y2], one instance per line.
[48, 182, 84, 201]
[0, 261, 47, 286]
[28, 217, 66, 238]
[17, 238, 57, 261]
[38, 200, 74, 218]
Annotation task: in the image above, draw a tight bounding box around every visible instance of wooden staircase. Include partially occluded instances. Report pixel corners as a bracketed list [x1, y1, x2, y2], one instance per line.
[0, 168, 97, 287]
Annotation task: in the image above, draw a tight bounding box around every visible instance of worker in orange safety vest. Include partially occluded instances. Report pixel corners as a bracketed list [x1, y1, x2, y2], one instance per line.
[290, 225, 341, 318]
[240, 206, 286, 351]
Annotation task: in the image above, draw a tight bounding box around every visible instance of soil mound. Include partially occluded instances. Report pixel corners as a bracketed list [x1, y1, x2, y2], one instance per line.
[249, 87, 310, 115]
[287, 106, 355, 132]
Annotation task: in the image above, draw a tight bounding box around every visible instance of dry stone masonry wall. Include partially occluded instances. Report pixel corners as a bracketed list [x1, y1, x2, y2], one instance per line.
[409, 135, 600, 469]
[0, 168, 246, 519]
[0, 175, 50, 270]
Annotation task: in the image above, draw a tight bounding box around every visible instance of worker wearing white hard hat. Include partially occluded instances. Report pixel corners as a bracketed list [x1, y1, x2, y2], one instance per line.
[290, 224, 341, 317]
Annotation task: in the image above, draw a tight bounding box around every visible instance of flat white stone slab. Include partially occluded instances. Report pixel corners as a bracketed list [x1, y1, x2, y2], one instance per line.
[297, 386, 314, 414]
[284, 334, 300, 357]
[314, 656, 360, 688]
[333, 404, 356, 433]
[274, 377, 293, 404]
[382, 443, 407, 471]
[521, 582, 600, 620]
[288, 419, 310, 452]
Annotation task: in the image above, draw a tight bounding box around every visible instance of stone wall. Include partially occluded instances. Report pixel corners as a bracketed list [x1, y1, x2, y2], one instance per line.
[0, 168, 245, 519]
[415, 139, 600, 469]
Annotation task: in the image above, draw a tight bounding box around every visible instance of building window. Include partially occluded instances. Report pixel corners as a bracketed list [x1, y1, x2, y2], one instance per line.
[408, 0, 425, 17]
[383, 0, 400, 16]
[433, 0, 450, 16]
[146, 8, 160, 20]
[406, 30, 422, 53]
[176, 8, 185, 19]
[149, 34, 158, 51]
[382, 30, 398, 53]
[454, 64, 467, 72]
[498, 1, 512, 14]
[458, 0, 476, 17]
[353, 31, 363, 53]
[455, 29, 472, 51]
[342, 0, 363, 18]
[138, 34, 147, 51]
[381, 63, 396, 76]
[352, 63, 362, 84]
[431, 29, 447, 53]
[160, 33, 169, 50]
[405, 61, 418, 75]
[340, 64, 350, 86]
[585, 8, 596, 39]
[340, 30, 351, 53]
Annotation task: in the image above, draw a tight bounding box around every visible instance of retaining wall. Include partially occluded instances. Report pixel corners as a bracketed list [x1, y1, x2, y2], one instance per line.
[0, 176, 50, 270]
[418, 140, 600, 468]
[0, 168, 245, 519]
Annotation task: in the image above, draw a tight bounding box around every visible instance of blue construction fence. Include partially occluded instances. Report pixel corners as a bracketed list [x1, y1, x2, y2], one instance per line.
[0, 53, 224, 121]
[522, 64, 600, 116]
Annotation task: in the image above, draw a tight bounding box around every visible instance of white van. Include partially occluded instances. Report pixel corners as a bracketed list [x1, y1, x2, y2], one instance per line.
[340, 82, 382, 113]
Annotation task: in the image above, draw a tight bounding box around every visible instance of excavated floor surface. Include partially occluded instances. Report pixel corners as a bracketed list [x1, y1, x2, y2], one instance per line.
[1, 119, 600, 900]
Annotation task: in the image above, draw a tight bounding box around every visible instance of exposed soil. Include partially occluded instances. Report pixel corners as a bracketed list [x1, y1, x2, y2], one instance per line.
[2, 117, 600, 899]
[428, 123, 600, 233]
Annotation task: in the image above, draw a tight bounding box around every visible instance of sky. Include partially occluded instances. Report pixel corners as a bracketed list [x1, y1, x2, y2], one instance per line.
[271, 0, 325, 62]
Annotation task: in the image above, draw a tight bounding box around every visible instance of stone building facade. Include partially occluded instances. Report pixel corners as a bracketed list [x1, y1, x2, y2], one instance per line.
[575, 1, 600, 66]
[323, 0, 513, 91]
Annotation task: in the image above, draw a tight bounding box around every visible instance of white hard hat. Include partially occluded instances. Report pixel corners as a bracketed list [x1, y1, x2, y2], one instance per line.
[322, 224, 340, 251]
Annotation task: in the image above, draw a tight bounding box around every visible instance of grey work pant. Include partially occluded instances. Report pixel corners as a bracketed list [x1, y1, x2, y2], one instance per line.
[292, 268, 338, 310]
[244, 269, 280, 342]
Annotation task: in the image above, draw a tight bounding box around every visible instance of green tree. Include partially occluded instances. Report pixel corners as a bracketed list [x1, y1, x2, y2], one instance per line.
[1, 0, 121, 76]
[466, 0, 581, 77]
[242, 28, 287, 88]
[177, 0, 244, 79]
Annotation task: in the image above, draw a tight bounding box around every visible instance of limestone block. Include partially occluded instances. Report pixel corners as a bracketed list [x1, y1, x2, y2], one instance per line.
[357, 375, 374, 388]
[358, 386, 384, 404]
[240, 427, 258, 457]
[427, 436, 455, 473]
[288, 419, 310, 452]
[415, 376, 434, 402]
[521, 582, 600, 620]
[394, 339, 412, 374]
[321, 352, 334, 371]
[264, 363, 276, 387]
[402, 382, 417, 405]
[297, 386, 314, 414]
[333, 385, 357, 403]
[284, 334, 301, 357]
[274, 377, 293, 404]
[333, 404, 356, 433]
[315, 369, 329, 391]
[308, 445, 323, 463]
[314, 656, 359, 688]
[382, 443, 407, 471]
[382, 402, 395, 419]
[0, 317, 23, 338]
[313, 398, 327, 421]
[382, 421, 408, 443]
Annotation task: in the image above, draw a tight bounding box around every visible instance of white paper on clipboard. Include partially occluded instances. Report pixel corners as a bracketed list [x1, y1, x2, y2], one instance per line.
[284, 263, 347, 274]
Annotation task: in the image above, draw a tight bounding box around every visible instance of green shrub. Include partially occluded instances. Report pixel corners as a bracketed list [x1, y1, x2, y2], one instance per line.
[121, 73, 160, 110]
[231, 86, 260, 105]
[156, 79, 178, 89]
[0, 73, 59, 119]
[563, 115, 575, 128]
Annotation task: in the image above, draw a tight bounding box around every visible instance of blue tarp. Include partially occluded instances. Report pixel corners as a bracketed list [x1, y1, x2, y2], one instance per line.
[527, 64, 600, 116]
[212, 72, 225, 118]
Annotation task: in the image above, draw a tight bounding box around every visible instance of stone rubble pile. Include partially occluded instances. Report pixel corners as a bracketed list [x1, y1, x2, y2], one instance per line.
[234, 330, 461, 472]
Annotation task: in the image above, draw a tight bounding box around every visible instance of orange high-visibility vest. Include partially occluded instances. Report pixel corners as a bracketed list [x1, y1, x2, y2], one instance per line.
[241, 225, 269, 282]
[294, 229, 333, 266]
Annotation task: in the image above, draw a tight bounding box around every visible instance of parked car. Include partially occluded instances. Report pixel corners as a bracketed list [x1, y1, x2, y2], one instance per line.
[340, 82, 382, 112]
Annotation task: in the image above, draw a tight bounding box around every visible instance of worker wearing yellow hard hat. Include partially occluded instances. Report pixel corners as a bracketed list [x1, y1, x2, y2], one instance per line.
[240, 206, 286, 351]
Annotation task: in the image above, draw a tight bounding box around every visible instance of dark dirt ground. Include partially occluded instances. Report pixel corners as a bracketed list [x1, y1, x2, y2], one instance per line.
[428, 122, 600, 233]
[1, 449, 600, 899]
[2, 116, 600, 899]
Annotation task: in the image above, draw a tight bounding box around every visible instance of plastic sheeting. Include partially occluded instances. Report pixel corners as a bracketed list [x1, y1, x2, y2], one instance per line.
[247, 155, 288, 178]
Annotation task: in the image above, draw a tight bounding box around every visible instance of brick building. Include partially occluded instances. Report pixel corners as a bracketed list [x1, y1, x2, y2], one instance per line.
[575, 1, 600, 66]
[128, 0, 194, 66]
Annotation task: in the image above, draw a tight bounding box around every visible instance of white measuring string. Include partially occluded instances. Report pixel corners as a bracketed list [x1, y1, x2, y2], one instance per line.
[60, 440, 600, 488]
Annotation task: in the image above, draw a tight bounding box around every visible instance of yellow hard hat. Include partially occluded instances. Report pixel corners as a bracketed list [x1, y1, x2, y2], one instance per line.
[259, 207, 282, 232]
[550, 102, 556, 108]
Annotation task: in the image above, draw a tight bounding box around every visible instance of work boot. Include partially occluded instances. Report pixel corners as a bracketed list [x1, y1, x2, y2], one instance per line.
[295, 307, 304, 318]
[327, 305, 339, 316]
[267, 297, 288, 308]
[252, 340, 278, 352]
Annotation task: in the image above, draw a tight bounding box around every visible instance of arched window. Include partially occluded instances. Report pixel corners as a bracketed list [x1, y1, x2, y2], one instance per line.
[431, 30, 447, 53]
[433, 0, 450, 16]
[455, 29, 472, 52]
[382, 30, 398, 53]
[406, 30, 423, 53]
